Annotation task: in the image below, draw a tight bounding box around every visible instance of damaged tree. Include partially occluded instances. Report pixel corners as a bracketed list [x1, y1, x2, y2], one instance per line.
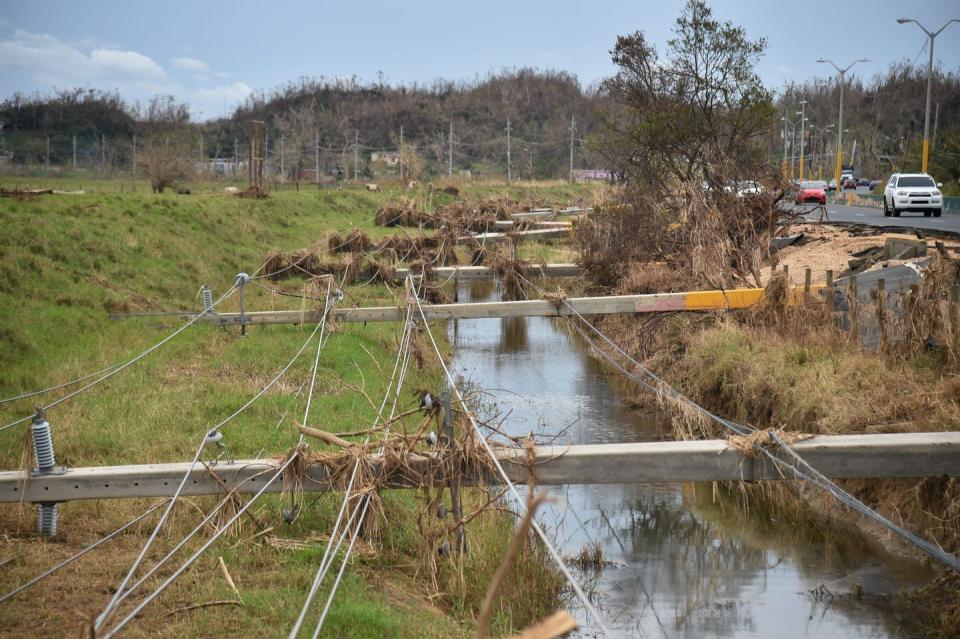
[581, 0, 782, 289]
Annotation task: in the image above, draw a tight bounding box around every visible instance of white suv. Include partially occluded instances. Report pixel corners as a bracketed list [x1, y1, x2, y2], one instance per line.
[883, 173, 943, 218]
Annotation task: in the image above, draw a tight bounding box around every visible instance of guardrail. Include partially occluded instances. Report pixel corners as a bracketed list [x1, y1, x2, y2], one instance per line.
[832, 192, 960, 214]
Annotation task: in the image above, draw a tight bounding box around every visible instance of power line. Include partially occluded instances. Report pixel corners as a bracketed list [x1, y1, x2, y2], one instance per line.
[0, 500, 167, 604]
[95, 281, 336, 632]
[0, 285, 238, 433]
[410, 286, 612, 636]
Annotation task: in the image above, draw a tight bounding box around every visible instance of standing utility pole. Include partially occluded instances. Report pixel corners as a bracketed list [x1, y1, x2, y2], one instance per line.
[315, 130, 320, 184]
[399, 125, 404, 183]
[798, 100, 807, 180]
[447, 121, 453, 178]
[568, 116, 576, 183]
[817, 57, 868, 191]
[101, 134, 106, 171]
[353, 130, 359, 181]
[506, 119, 512, 183]
[898, 18, 959, 173]
[280, 135, 285, 181]
[45, 136, 50, 170]
[234, 137, 239, 177]
[73, 135, 77, 170]
[132, 134, 136, 175]
[781, 106, 789, 178]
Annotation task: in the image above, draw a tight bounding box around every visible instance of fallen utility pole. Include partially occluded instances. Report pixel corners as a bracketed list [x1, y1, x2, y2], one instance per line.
[3, 432, 957, 503]
[392, 263, 581, 281]
[158, 286, 818, 326]
[460, 228, 571, 243]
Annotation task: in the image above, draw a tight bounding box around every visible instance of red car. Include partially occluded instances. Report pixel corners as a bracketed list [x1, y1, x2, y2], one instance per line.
[795, 180, 827, 205]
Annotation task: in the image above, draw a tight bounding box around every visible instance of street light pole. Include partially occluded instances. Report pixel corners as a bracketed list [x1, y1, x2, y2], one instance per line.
[817, 57, 868, 194]
[897, 18, 959, 173]
[798, 100, 807, 180]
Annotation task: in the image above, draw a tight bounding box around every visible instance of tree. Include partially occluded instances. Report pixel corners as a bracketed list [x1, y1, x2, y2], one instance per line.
[137, 96, 195, 193]
[597, 0, 775, 189]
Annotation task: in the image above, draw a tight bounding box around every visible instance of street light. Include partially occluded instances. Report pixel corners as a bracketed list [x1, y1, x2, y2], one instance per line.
[817, 57, 869, 197]
[897, 17, 960, 173]
[798, 100, 808, 180]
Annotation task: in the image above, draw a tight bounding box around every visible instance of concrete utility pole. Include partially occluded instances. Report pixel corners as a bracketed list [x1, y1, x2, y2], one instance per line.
[781, 106, 789, 177]
[354, 130, 359, 181]
[506, 118, 512, 182]
[234, 136, 238, 177]
[817, 57, 868, 190]
[73, 135, 77, 170]
[897, 18, 959, 173]
[280, 135, 285, 180]
[798, 100, 807, 180]
[45, 136, 49, 169]
[264, 131, 269, 178]
[933, 102, 940, 150]
[132, 134, 136, 175]
[315, 130, 319, 184]
[399, 125, 404, 183]
[101, 134, 106, 171]
[568, 116, 576, 183]
[448, 121, 453, 178]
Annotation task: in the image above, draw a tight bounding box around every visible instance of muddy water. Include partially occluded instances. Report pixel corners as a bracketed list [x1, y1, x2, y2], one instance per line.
[449, 280, 932, 638]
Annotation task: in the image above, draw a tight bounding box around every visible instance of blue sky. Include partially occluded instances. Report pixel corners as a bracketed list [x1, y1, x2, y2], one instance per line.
[1, 0, 958, 120]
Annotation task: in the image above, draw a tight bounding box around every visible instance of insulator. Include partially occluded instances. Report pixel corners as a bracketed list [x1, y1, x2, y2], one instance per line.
[437, 502, 447, 519]
[437, 540, 451, 557]
[201, 285, 214, 314]
[37, 503, 58, 537]
[31, 412, 55, 472]
[234, 272, 251, 288]
[427, 431, 438, 446]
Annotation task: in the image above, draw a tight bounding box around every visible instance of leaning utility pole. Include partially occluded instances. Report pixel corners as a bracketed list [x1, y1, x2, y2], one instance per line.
[353, 130, 359, 181]
[506, 118, 512, 182]
[448, 120, 453, 178]
[568, 116, 576, 183]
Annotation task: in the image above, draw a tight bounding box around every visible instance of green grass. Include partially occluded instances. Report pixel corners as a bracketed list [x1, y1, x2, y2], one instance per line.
[0, 179, 597, 636]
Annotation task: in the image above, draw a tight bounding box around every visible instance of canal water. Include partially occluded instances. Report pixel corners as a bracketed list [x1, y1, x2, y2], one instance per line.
[448, 280, 931, 638]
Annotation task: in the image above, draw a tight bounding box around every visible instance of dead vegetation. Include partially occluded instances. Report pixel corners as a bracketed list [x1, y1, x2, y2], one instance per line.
[574, 181, 791, 292]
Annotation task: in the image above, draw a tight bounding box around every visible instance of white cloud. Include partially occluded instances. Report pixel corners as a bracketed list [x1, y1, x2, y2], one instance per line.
[192, 81, 253, 118]
[172, 56, 208, 72]
[0, 29, 166, 86]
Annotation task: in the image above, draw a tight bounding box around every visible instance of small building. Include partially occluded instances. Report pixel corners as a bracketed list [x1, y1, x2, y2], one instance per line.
[572, 169, 611, 183]
[370, 151, 400, 167]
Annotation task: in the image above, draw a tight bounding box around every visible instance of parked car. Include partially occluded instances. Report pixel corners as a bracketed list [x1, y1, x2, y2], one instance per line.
[869, 179, 883, 191]
[735, 180, 762, 197]
[883, 173, 943, 217]
[857, 178, 870, 187]
[827, 179, 838, 191]
[795, 180, 827, 205]
[843, 178, 858, 190]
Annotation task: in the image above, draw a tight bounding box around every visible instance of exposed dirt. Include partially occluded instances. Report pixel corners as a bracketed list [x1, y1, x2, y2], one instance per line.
[764, 222, 960, 285]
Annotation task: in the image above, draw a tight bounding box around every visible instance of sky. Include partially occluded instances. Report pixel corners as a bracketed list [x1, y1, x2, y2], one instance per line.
[1, 0, 958, 120]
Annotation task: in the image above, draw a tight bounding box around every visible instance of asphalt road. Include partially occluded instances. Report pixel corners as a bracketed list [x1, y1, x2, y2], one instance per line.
[800, 201, 960, 234]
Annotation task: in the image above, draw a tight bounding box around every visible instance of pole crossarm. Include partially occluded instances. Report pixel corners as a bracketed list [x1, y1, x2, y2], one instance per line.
[3, 432, 958, 503]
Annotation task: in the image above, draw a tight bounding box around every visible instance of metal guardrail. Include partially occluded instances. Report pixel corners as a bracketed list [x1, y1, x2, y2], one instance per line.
[834, 192, 960, 214]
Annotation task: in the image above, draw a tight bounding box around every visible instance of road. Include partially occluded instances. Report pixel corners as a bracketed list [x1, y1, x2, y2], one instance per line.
[800, 201, 960, 235]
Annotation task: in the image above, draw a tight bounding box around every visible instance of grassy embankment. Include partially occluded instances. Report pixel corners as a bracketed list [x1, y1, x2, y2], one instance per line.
[0, 179, 597, 637]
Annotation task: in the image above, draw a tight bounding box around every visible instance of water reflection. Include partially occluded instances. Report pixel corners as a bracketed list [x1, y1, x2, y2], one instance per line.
[449, 280, 930, 638]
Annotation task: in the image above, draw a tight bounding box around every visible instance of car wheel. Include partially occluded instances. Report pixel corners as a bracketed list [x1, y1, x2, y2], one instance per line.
[893, 207, 901, 217]
[934, 210, 942, 218]
[924, 210, 931, 217]
[883, 199, 891, 217]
